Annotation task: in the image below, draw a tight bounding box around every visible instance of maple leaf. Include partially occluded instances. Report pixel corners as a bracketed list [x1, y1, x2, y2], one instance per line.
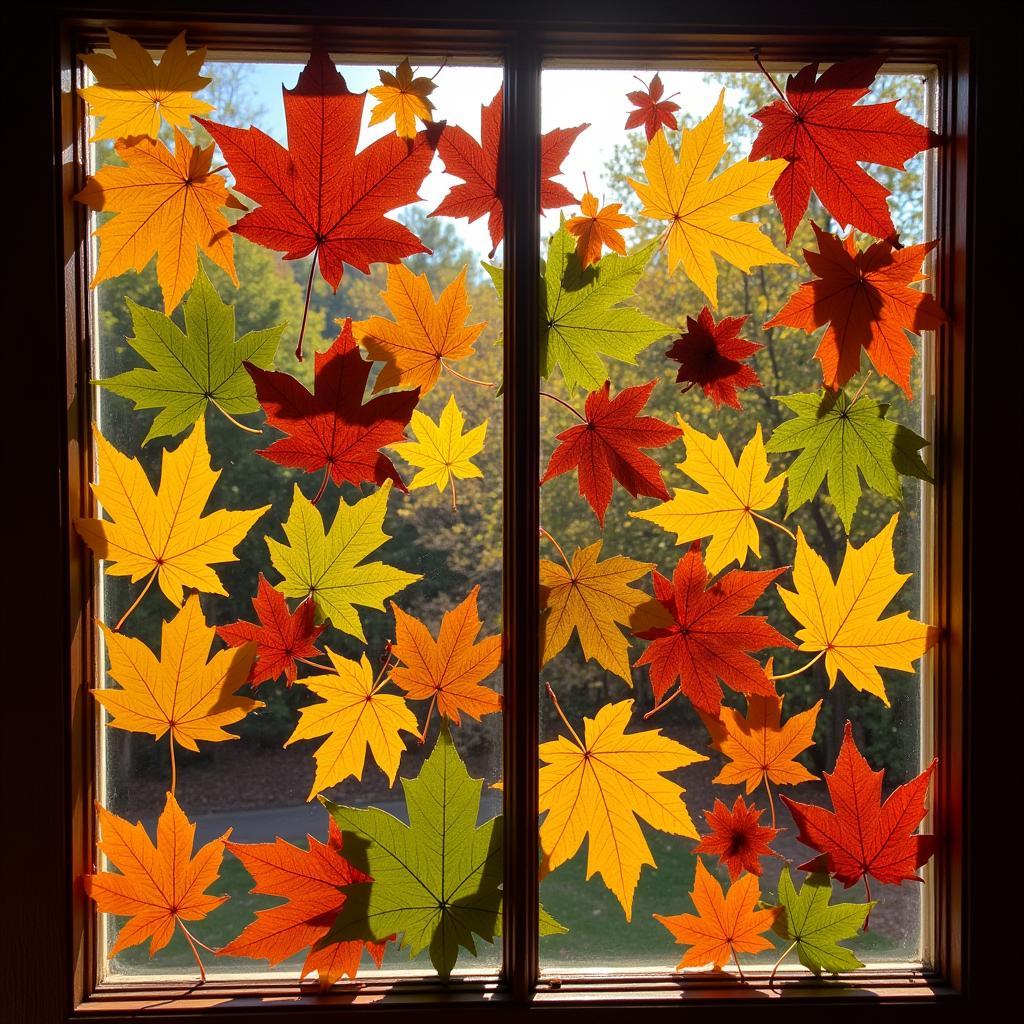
[97, 262, 283, 444]
[633, 542, 793, 716]
[693, 796, 780, 882]
[96, 593, 262, 753]
[627, 90, 793, 307]
[196, 48, 438, 358]
[630, 419, 786, 576]
[764, 223, 947, 396]
[777, 514, 937, 705]
[266, 481, 421, 642]
[388, 395, 487, 510]
[772, 869, 872, 976]
[322, 723, 503, 979]
[666, 307, 763, 410]
[353, 264, 487, 395]
[245, 319, 418, 500]
[750, 56, 937, 243]
[539, 697, 705, 920]
[781, 721, 937, 896]
[654, 856, 780, 971]
[766, 388, 932, 531]
[85, 793, 228, 972]
[430, 86, 587, 255]
[219, 819, 388, 988]
[389, 585, 502, 738]
[541, 379, 681, 526]
[286, 649, 418, 799]
[76, 420, 270, 610]
[216, 573, 324, 687]
[80, 29, 213, 142]
[368, 58, 436, 140]
[565, 192, 636, 268]
[624, 72, 680, 141]
[539, 539, 672, 687]
[74, 128, 242, 315]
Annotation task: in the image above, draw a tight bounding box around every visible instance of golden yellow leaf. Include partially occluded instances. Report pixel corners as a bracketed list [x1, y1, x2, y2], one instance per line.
[80, 30, 213, 142]
[630, 418, 785, 575]
[368, 58, 436, 140]
[777, 514, 938, 705]
[538, 697, 706, 920]
[627, 91, 793, 306]
[286, 649, 419, 799]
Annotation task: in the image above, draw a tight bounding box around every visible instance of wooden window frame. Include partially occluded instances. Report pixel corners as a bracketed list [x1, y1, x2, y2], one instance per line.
[12, 1, 1004, 1019]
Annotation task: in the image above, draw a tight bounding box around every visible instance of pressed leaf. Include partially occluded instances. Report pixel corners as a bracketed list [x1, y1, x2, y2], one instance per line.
[368, 58, 435, 140]
[564, 191, 635, 268]
[624, 73, 680, 141]
[693, 796, 780, 881]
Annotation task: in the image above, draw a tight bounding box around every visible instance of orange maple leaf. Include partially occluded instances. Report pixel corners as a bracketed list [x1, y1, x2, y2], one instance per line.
[74, 128, 242, 313]
[565, 191, 635, 268]
[654, 857, 780, 972]
[84, 792, 228, 979]
[389, 584, 502, 740]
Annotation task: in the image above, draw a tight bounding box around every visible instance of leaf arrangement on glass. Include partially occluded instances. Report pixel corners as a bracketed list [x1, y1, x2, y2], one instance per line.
[78, 34, 942, 986]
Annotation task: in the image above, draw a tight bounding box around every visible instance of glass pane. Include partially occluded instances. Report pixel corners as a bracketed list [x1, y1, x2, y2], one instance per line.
[536, 62, 938, 974]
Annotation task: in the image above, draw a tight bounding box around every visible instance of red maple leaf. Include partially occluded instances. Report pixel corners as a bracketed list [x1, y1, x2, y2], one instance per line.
[693, 795, 781, 881]
[749, 56, 937, 243]
[764, 222, 947, 396]
[430, 86, 587, 256]
[666, 307, 763, 410]
[781, 720, 937, 902]
[216, 573, 324, 687]
[541, 379, 681, 526]
[245, 319, 418, 502]
[633, 542, 794, 716]
[196, 48, 438, 358]
[624, 72, 680, 141]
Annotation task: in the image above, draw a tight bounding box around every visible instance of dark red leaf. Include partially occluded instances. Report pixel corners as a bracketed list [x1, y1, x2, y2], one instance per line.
[693, 796, 780, 881]
[625, 73, 680, 142]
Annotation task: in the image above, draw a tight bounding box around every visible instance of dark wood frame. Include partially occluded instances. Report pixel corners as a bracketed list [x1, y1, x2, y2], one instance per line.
[9, 1, 1010, 1020]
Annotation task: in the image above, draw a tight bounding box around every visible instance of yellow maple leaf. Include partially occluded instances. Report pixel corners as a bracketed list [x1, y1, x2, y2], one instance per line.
[368, 58, 436, 140]
[286, 649, 419, 799]
[564, 191, 635, 268]
[539, 697, 706, 920]
[96, 594, 262, 755]
[74, 128, 243, 313]
[630, 418, 785, 576]
[76, 419, 270, 611]
[539, 539, 671, 686]
[80, 30, 213, 142]
[352, 264, 487, 394]
[777, 514, 938, 705]
[627, 91, 793, 306]
[389, 394, 487, 509]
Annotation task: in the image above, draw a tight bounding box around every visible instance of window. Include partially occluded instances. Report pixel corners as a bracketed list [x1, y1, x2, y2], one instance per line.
[15, 4, 993, 1020]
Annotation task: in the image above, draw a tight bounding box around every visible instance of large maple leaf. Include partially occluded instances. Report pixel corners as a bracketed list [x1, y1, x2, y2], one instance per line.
[538, 697, 705, 920]
[764, 223, 947, 396]
[633, 542, 793, 716]
[654, 857, 780, 971]
[777, 514, 937, 705]
[628, 90, 793, 307]
[76, 420, 270, 611]
[246, 319, 417, 501]
[266, 481, 421, 641]
[85, 793, 228, 975]
[541, 379, 681, 526]
[74, 129, 242, 314]
[196, 48, 438, 358]
[781, 721, 937, 897]
[216, 573, 324, 687]
[219, 819, 388, 988]
[429, 86, 587, 255]
[750, 56, 937, 243]
[630, 419, 786, 576]
[624, 73, 680, 141]
[693, 796, 780, 882]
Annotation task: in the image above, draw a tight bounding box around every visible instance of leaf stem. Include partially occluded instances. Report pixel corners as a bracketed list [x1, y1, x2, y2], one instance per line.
[752, 51, 791, 108]
[730, 942, 746, 982]
[849, 370, 874, 407]
[750, 510, 797, 542]
[419, 692, 438, 744]
[372, 648, 396, 693]
[295, 250, 318, 361]
[176, 918, 211, 981]
[539, 527, 572, 572]
[449, 474, 458, 512]
[113, 569, 158, 632]
[642, 686, 681, 720]
[863, 876, 872, 929]
[169, 734, 177, 795]
[539, 391, 586, 422]
[295, 655, 335, 673]
[428, 55, 450, 81]
[769, 649, 825, 681]
[545, 683, 585, 749]
[311, 464, 331, 506]
[768, 940, 797, 986]
[441, 360, 496, 388]
[210, 400, 262, 435]
[763, 773, 777, 830]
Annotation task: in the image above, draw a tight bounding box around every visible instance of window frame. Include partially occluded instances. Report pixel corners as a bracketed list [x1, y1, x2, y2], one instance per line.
[12, 1, 994, 1019]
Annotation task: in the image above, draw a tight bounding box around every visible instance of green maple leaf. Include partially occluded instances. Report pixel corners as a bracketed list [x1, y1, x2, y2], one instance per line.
[266, 481, 420, 641]
[766, 389, 932, 530]
[483, 223, 670, 393]
[772, 869, 873, 976]
[97, 262, 284, 444]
